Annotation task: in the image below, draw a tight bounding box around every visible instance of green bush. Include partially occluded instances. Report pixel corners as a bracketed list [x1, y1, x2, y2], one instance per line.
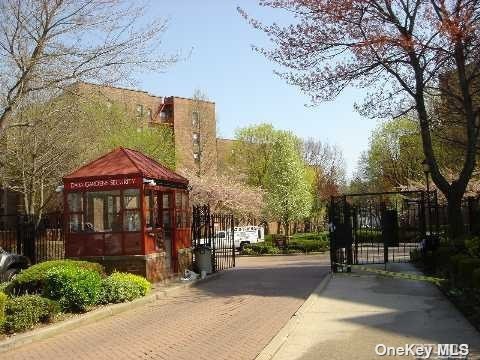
[473, 268, 480, 289]
[435, 245, 456, 269]
[457, 258, 480, 288]
[6, 260, 104, 296]
[3, 295, 60, 334]
[100, 272, 151, 304]
[0, 292, 7, 326]
[449, 253, 469, 275]
[465, 237, 480, 258]
[44, 266, 102, 312]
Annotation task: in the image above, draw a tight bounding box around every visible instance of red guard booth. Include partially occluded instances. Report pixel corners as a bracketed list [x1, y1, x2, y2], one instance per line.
[63, 147, 191, 282]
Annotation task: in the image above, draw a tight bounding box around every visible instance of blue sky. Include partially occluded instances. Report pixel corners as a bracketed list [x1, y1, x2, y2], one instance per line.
[136, 1, 380, 178]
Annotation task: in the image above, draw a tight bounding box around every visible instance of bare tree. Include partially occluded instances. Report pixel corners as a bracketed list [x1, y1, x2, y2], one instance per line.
[240, 1, 480, 237]
[0, 0, 178, 134]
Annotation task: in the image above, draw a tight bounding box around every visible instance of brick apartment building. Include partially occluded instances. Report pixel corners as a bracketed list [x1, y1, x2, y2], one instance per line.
[72, 82, 218, 175]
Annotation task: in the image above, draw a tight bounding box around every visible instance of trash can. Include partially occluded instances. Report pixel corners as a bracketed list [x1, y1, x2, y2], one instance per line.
[194, 244, 212, 274]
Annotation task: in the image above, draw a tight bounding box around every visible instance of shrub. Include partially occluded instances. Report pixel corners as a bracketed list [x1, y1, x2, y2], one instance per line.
[435, 245, 456, 271]
[473, 269, 480, 289]
[6, 260, 104, 296]
[100, 272, 151, 304]
[465, 237, 480, 258]
[448, 254, 470, 279]
[0, 292, 7, 326]
[44, 266, 102, 312]
[3, 295, 60, 334]
[457, 258, 480, 288]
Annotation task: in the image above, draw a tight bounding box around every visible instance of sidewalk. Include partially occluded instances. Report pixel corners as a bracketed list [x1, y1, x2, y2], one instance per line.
[257, 263, 480, 360]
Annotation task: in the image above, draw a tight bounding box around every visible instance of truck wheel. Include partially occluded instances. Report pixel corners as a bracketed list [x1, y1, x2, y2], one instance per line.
[4, 268, 20, 282]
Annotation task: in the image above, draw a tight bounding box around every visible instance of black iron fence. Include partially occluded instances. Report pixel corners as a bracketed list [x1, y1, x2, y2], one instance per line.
[192, 205, 235, 273]
[0, 213, 64, 264]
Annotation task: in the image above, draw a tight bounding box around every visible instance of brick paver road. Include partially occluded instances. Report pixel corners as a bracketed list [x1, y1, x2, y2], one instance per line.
[5, 254, 329, 360]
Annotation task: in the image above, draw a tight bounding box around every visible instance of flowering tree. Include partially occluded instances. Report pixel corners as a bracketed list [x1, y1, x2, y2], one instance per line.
[240, 1, 480, 238]
[182, 169, 265, 222]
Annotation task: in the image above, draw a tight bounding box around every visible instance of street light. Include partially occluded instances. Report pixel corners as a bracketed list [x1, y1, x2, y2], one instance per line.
[422, 159, 431, 234]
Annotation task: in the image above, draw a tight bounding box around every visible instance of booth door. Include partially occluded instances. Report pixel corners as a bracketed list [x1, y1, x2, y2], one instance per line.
[160, 192, 173, 270]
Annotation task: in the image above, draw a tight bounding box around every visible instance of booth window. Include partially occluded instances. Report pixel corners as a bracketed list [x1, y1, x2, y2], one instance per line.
[175, 191, 190, 228]
[68, 193, 84, 232]
[123, 189, 141, 231]
[84, 190, 121, 232]
[144, 190, 155, 229]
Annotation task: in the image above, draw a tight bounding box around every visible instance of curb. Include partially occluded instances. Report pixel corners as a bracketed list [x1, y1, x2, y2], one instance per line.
[238, 251, 328, 258]
[0, 272, 223, 354]
[255, 273, 332, 360]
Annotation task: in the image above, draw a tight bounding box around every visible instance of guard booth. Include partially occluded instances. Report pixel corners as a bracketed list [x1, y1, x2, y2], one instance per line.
[62, 147, 191, 281]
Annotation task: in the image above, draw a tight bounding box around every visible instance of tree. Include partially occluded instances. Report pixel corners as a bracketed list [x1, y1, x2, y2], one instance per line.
[182, 169, 264, 222]
[265, 131, 313, 237]
[361, 117, 425, 190]
[231, 124, 278, 187]
[302, 138, 346, 230]
[0, 0, 178, 135]
[0, 95, 176, 216]
[240, 1, 480, 238]
[100, 115, 176, 170]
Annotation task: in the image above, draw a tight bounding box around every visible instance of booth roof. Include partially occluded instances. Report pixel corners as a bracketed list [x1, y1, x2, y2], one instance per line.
[63, 147, 188, 184]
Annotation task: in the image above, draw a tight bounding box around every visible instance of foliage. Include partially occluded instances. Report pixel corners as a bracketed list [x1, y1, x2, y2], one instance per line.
[457, 258, 480, 288]
[465, 237, 480, 258]
[473, 269, 480, 289]
[241, 232, 329, 255]
[97, 100, 176, 169]
[356, 118, 425, 190]
[6, 260, 104, 296]
[241, 243, 280, 255]
[3, 295, 60, 334]
[183, 169, 265, 220]
[264, 131, 313, 235]
[232, 124, 279, 188]
[0, 0, 177, 135]
[240, 1, 480, 239]
[100, 272, 151, 304]
[44, 267, 103, 312]
[0, 292, 7, 326]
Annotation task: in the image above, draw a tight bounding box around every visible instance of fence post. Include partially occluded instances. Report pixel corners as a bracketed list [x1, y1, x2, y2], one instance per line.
[231, 214, 235, 268]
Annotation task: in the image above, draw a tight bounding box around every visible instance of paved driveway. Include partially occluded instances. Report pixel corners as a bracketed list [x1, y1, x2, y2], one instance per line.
[5, 254, 329, 360]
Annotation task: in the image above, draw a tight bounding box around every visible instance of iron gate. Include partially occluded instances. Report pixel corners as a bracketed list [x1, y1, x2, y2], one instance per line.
[191, 205, 235, 273]
[329, 190, 438, 272]
[0, 213, 65, 264]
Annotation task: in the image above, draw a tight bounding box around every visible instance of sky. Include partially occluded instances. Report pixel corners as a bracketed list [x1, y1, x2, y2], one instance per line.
[135, 1, 381, 178]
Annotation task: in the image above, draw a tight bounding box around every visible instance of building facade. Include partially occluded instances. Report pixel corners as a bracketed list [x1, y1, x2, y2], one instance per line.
[73, 83, 218, 175]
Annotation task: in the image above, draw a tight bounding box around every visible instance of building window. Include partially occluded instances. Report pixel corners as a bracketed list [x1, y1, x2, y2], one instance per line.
[192, 111, 199, 128]
[136, 104, 144, 117]
[193, 152, 200, 162]
[192, 132, 200, 144]
[146, 108, 152, 118]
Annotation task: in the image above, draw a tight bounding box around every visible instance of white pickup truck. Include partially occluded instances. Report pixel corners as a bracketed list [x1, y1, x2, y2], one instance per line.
[210, 226, 264, 250]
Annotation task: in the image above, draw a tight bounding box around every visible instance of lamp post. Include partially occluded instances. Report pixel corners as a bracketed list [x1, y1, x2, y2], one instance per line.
[422, 159, 431, 234]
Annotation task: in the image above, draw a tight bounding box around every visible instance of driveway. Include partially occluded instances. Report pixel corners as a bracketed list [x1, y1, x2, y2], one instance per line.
[5, 254, 329, 360]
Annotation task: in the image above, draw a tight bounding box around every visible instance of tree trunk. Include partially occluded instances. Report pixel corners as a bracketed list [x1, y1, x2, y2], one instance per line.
[446, 191, 465, 240]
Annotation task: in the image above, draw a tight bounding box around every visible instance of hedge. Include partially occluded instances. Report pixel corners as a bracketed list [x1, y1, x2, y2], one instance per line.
[100, 272, 151, 304]
[3, 295, 60, 334]
[457, 258, 480, 288]
[44, 266, 103, 312]
[6, 260, 105, 296]
[0, 292, 7, 326]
